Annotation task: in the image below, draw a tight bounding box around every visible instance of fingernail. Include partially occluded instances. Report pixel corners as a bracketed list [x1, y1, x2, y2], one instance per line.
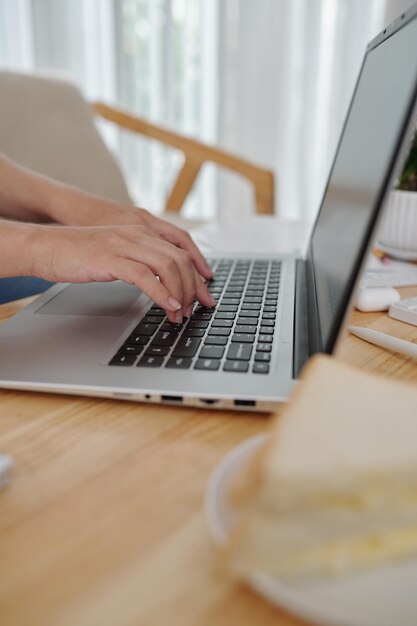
[175, 310, 183, 324]
[168, 296, 182, 311]
[185, 305, 193, 317]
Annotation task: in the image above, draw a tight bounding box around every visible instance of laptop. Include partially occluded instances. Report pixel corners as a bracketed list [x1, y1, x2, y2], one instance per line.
[0, 6, 417, 412]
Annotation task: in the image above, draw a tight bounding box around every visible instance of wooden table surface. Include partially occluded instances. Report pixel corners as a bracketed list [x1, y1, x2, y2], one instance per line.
[0, 289, 417, 626]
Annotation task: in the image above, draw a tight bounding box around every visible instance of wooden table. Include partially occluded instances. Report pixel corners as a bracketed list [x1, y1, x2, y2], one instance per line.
[0, 290, 417, 626]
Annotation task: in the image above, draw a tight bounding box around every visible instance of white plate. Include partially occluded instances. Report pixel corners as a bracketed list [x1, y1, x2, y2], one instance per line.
[205, 435, 417, 626]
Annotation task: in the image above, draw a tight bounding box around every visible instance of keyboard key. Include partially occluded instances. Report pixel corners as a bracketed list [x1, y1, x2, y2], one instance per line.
[263, 305, 277, 313]
[172, 336, 201, 358]
[142, 315, 164, 325]
[237, 316, 258, 325]
[260, 327, 274, 335]
[204, 335, 228, 346]
[231, 334, 255, 343]
[211, 319, 233, 328]
[119, 344, 144, 355]
[194, 306, 215, 315]
[133, 322, 159, 336]
[126, 335, 149, 346]
[260, 319, 275, 327]
[148, 306, 165, 316]
[265, 298, 278, 306]
[208, 327, 231, 337]
[257, 343, 272, 352]
[191, 311, 213, 320]
[151, 330, 179, 347]
[240, 309, 259, 318]
[224, 289, 243, 296]
[242, 303, 261, 311]
[166, 357, 192, 369]
[215, 312, 236, 320]
[258, 334, 273, 343]
[160, 322, 183, 332]
[253, 362, 270, 374]
[183, 328, 205, 338]
[137, 355, 164, 367]
[262, 312, 276, 320]
[208, 289, 222, 297]
[227, 343, 252, 361]
[243, 297, 262, 304]
[235, 325, 257, 334]
[220, 298, 240, 306]
[145, 346, 170, 356]
[199, 345, 225, 359]
[255, 351, 271, 362]
[187, 320, 209, 329]
[223, 361, 249, 373]
[245, 290, 264, 296]
[194, 358, 221, 371]
[109, 354, 136, 366]
[218, 305, 238, 313]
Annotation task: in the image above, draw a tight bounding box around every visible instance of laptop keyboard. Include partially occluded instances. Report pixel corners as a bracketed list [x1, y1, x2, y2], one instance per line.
[108, 258, 281, 374]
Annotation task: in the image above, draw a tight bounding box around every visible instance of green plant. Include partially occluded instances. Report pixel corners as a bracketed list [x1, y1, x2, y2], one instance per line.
[398, 128, 417, 191]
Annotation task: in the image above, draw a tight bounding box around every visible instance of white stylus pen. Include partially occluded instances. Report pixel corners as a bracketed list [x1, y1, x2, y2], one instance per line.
[348, 326, 417, 360]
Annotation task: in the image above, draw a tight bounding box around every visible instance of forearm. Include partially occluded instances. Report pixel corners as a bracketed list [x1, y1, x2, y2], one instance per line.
[0, 153, 121, 227]
[0, 154, 69, 223]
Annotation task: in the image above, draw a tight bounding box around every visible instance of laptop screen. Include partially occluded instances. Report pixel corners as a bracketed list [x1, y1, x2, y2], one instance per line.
[310, 10, 417, 351]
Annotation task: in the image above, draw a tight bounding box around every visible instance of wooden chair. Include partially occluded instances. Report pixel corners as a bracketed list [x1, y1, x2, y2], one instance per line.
[93, 103, 275, 216]
[0, 71, 275, 219]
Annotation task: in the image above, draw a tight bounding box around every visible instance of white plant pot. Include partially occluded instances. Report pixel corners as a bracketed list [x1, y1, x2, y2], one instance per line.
[377, 190, 417, 259]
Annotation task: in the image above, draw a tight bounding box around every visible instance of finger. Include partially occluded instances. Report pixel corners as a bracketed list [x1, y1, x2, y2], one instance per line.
[122, 241, 184, 314]
[160, 244, 199, 314]
[114, 259, 182, 315]
[193, 268, 217, 310]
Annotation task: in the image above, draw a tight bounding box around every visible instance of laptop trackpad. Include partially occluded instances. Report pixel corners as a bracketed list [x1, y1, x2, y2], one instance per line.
[35, 282, 142, 316]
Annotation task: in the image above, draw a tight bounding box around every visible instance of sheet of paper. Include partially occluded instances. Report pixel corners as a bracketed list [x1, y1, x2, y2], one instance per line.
[191, 217, 313, 258]
[362, 255, 417, 287]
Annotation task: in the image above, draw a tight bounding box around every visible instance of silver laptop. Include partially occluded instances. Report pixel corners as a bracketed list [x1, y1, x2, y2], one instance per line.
[1, 6, 417, 412]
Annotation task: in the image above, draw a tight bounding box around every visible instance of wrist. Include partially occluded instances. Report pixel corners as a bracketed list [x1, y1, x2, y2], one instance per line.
[0, 221, 45, 277]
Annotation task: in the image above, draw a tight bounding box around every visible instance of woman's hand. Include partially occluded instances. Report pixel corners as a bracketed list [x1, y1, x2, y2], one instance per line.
[0, 155, 215, 320]
[27, 223, 216, 322]
[50, 189, 214, 282]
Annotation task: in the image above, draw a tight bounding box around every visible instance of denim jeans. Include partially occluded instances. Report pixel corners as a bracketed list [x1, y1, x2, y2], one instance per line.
[0, 277, 54, 305]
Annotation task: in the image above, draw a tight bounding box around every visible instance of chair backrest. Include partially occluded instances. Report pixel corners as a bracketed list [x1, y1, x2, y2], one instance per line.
[0, 71, 132, 204]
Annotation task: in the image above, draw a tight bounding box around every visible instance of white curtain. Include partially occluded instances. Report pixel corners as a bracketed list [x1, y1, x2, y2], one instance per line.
[216, 0, 410, 221]
[0, 0, 412, 221]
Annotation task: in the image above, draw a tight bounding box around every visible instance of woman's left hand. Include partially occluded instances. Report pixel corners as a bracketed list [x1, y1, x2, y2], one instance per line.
[51, 189, 214, 281]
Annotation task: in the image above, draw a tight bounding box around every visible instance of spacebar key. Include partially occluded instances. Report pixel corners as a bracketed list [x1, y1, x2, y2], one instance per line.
[172, 336, 201, 358]
[227, 343, 252, 361]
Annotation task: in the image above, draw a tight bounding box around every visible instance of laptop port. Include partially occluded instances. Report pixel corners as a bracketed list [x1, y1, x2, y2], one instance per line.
[161, 395, 183, 403]
[234, 399, 256, 407]
[200, 398, 218, 405]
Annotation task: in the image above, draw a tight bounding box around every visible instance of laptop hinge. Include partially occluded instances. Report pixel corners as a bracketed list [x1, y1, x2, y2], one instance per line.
[293, 257, 322, 378]
[292, 259, 310, 378]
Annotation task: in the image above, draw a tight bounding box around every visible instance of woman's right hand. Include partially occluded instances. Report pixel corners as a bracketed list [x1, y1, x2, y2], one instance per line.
[27, 223, 216, 322]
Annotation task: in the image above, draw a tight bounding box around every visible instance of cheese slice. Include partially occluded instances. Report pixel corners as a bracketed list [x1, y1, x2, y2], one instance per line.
[227, 355, 417, 580]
